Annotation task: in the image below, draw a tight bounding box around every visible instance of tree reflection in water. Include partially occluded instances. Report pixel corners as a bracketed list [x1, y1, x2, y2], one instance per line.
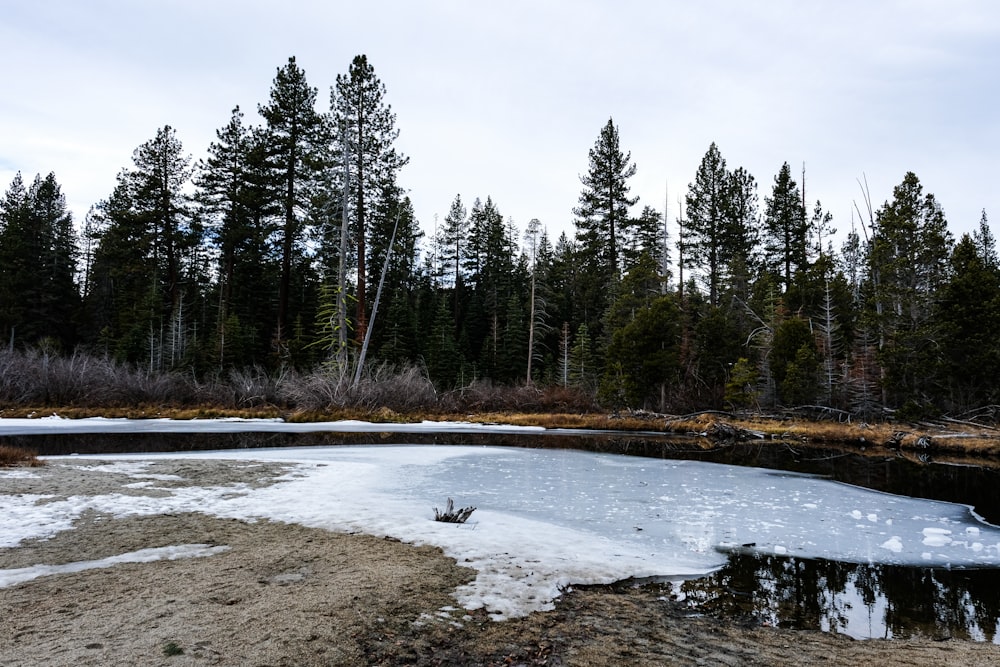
[678, 553, 1000, 642]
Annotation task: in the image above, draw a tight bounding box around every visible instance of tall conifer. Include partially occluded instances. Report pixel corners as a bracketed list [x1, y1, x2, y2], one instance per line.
[332, 55, 409, 345]
[259, 56, 328, 349]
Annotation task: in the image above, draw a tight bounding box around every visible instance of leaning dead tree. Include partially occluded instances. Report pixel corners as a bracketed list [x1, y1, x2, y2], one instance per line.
[434, 498, 476, 523]
[352, 207, 401, 389]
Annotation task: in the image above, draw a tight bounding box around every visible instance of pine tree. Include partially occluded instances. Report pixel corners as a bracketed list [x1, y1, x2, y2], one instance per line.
[866, 172, 952, 407]
[0, 173, 31, 345]
[498, 292, 528, 383]
[771, 316, 816, 404]
[0, 172, 79, 348]
[196, 106, 282, 365]
[841, 224, 864, 303]
[332, 54, 409, 346]
[375, 285, 419, 366]
[723, 166, 760, 303]
[762, 162, 808, 290]
[259, 56, 328, 349]
[86, 127, 201, 366]
[27, 173, 79, 347]
[601, 291, 681, 410]
[683, 143, 728, 306]
[130, 125, 201, 366]
[781, 343, 820, 406]
[463, 197, 521, 379]
[573, 118, 638, 336]
[427, 297, 460, 388]
[232, 126, 284, 363]
[689, 302, 744, 408]
[684, 144, 760, 308]
[810, 200, 835, 261]
[545, 232, 578, 349]
[438, 194, 469, 292]
[311, 281, 353, 362]
[725, 357, 760, 410]
[973, 209, 997, 270]
[622, 205, 663, 273]
[936, 234, 1000, 409]
[86, 170, 159, 361]
[568, 323, 597, 390]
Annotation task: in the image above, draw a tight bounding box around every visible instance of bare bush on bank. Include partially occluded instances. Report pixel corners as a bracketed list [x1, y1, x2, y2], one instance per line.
[0, 445, 43, 467]
[442, 380, 598, 414]
[0, 349, 595, 416]
[272, 363, 438, 413]
[0, 349, 195, 407]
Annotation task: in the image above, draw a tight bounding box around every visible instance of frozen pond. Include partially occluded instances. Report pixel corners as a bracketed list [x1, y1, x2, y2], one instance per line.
[3, 419, 1000, 641]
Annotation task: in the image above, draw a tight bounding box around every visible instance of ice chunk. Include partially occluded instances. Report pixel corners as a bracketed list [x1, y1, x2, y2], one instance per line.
[881, 536, 903, 553]
[922, 527, 953, 547]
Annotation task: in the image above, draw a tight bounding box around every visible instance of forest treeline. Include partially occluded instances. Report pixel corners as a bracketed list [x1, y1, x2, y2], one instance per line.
[1, 54, 997, 419]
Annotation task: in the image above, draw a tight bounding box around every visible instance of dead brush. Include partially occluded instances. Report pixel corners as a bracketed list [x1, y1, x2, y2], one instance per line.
[434, 498, 476, 524]
[0, 445, 43, 467]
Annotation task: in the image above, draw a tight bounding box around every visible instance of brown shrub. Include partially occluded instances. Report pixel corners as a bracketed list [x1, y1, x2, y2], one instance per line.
[443, 381, 598, 414]
[276, 362, 438, 414]
[0, 445, 43, 467]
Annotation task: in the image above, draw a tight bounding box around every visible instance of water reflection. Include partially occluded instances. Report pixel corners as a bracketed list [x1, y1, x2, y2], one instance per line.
[675, 553, 1000, 642]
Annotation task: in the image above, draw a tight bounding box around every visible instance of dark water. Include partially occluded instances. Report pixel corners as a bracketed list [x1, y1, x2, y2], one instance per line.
[6, 427, 1000, 642]
[624, 554, 1000, 642]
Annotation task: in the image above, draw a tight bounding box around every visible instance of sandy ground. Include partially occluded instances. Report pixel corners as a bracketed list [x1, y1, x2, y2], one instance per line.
[3, 459, 1000, 666]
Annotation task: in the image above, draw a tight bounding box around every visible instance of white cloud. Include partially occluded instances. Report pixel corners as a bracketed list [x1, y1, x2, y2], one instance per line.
[2, 0, 997, 249]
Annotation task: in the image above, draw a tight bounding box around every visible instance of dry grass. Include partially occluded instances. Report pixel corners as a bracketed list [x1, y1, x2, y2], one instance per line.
[0, 445, 43, 467]
[657, 412, 1000, 458]
[463, 412, 667, 431]
[658, 412, 890, 443]
[0, 406, 285, 420]
[285, 406, 423, 424]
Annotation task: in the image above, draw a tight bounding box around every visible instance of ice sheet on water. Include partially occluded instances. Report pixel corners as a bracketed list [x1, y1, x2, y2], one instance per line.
[389, 447, 1000, 569]
[5, 443, 1000, 619]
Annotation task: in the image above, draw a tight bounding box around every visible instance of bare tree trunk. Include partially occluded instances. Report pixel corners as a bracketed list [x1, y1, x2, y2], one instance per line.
[353, 208, 400, 388]
[337, 124, 351, 368]
[526, 271, 536, 384]
[354, 106, 368, 346]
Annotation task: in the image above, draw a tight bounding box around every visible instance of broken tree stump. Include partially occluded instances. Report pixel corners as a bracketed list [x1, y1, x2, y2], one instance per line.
[434, 497, 476, 523]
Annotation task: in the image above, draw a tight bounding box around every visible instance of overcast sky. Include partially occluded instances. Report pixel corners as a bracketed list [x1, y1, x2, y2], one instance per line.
[3, 0, 998, 259]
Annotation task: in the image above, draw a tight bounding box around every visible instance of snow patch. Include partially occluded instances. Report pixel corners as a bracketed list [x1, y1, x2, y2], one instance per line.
[0, 544, 229, 588]
[922, 527, 953, 547]
[881, 536, 903, 553]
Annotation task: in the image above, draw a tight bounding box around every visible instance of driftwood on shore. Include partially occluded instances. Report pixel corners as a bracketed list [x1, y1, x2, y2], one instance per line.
[433, 498, 476, 524]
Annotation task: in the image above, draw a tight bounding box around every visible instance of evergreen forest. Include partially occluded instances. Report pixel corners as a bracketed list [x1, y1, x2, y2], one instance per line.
[2, 54, 998, 420]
